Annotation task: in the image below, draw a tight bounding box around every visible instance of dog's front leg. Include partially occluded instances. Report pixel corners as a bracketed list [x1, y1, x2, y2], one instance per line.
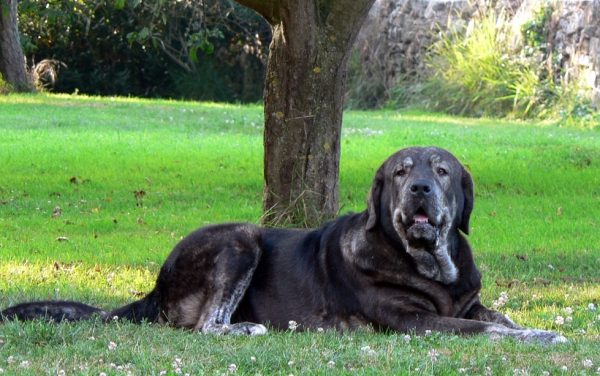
[464, 302, 523, 329]
[383, 312, 567, 344]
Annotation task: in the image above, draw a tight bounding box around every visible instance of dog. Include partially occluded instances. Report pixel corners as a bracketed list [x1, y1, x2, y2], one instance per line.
[1, 147, 566, 343]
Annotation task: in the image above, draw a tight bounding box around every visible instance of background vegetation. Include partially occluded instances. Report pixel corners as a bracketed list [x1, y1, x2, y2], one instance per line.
[400, 8, 600, 126]
[0, 94, 599, 374]
[18, 0, 269, 101]
[8, 0, 599, 125]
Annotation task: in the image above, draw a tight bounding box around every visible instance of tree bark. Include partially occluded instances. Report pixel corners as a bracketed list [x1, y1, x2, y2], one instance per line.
[0, 0, 31, 92]
[236, 0, 375, 227]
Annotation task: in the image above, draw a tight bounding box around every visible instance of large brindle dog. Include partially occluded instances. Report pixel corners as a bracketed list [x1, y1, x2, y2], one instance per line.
[1, 147, 566, 343]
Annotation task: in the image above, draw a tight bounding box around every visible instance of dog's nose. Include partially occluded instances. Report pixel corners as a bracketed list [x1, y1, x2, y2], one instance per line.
[410, 179, 432, 196]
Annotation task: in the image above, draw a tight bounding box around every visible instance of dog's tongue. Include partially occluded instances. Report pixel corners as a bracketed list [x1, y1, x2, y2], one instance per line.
[414, 214, 429, 223]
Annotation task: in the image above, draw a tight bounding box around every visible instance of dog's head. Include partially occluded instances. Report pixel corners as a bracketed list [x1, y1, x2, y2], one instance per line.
[365, 147, 474, 284]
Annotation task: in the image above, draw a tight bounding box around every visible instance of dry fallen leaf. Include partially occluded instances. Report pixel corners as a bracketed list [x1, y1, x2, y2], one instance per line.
[533, 277, 551, 285]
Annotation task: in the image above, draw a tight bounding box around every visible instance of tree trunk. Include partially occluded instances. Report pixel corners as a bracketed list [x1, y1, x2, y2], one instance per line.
[0, 0, 31, 92]
[236, 0, 375, 227]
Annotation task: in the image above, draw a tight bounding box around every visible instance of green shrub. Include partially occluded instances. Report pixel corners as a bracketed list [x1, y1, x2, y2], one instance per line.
[387, 7, 598, 127]
[421, 10, 553, 118]
[17, 0, 268, 101]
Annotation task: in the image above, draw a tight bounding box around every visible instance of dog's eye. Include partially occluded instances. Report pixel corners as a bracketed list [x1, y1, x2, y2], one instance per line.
[437, 168, 447, 176]
[396, 169, 406, 177]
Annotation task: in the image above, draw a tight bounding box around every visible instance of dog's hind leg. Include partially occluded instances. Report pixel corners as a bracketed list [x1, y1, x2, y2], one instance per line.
[197, 242, 267, 336]
[157, 224, 267, 335]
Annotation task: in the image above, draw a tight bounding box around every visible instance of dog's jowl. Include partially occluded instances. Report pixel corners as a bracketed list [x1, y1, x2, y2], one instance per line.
[1, 147, 566, 343]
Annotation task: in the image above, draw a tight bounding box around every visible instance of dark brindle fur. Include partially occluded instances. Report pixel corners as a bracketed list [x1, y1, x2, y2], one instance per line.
[1, 147, 566, 343]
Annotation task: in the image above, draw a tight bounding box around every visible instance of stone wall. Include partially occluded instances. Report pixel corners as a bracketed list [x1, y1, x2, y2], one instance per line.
[351, 0, 600, 107]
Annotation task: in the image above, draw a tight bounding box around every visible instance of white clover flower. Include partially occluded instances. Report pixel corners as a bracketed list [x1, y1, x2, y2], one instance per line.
[564, 307, 573, 315]
[583, 359, 594, 368]
[458, 368, 466, 374]
[555, 316, 565, 325]
[561, 366, 568, 371]
[317, 327, 324, 333]
[361, 345, 376, 356]
[99, 373, 107, 376]
[228, 363, 237, 373]
[428, 349, 440, 362]
[250, 356, 257, 362]
[588, 303, 597, 311]
[327, 360, 335, 369]
[566, 316, 573, 323]
[19, 361, 29, 368]
[403, 334, 411, 344]
[288, 320, 298, 331]
[425, 330, 432, 336]
[108, 341, 117, 350]
[58, 371, 66, 376]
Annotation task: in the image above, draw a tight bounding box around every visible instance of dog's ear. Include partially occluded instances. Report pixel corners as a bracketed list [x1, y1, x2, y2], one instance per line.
[366, 168, 384, 231]
[459, 166, 474, 235]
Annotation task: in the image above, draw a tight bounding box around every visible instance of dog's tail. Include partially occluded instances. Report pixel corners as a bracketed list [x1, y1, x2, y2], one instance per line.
[1, 289, 161, 324]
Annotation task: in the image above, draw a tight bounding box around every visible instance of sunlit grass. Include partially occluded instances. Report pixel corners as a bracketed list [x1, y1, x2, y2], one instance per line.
[0, 93, 599, 374]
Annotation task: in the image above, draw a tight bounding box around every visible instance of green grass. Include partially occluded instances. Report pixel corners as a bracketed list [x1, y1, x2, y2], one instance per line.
[1, 93, 599, 375]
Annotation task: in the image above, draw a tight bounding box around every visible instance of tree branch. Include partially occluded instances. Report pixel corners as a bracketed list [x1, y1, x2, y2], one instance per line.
[234, 0, 279, 24]
[326, 0, 376, 43]
[157, 41, 192, 73]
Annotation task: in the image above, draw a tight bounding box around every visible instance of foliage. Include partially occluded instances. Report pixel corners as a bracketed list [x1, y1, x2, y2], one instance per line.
[344, 49, 388, 110]
[383, 6, 599, 127]
[1, 94, 599, 373]
[0, 75, 10, 94]
[418, 10, 550, 118]
[16, 0, 269, 101]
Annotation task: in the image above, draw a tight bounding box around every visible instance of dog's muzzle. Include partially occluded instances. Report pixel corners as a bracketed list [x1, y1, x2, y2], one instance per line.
[406, 213, 438, 248]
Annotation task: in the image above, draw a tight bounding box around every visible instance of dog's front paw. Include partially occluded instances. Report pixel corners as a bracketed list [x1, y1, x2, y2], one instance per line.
[519, 329, 567, 344]
[487, 325, 567, 344]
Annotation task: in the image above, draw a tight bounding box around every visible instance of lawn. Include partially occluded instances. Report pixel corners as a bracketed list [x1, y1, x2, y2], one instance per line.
[0, 93, 599, 375]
